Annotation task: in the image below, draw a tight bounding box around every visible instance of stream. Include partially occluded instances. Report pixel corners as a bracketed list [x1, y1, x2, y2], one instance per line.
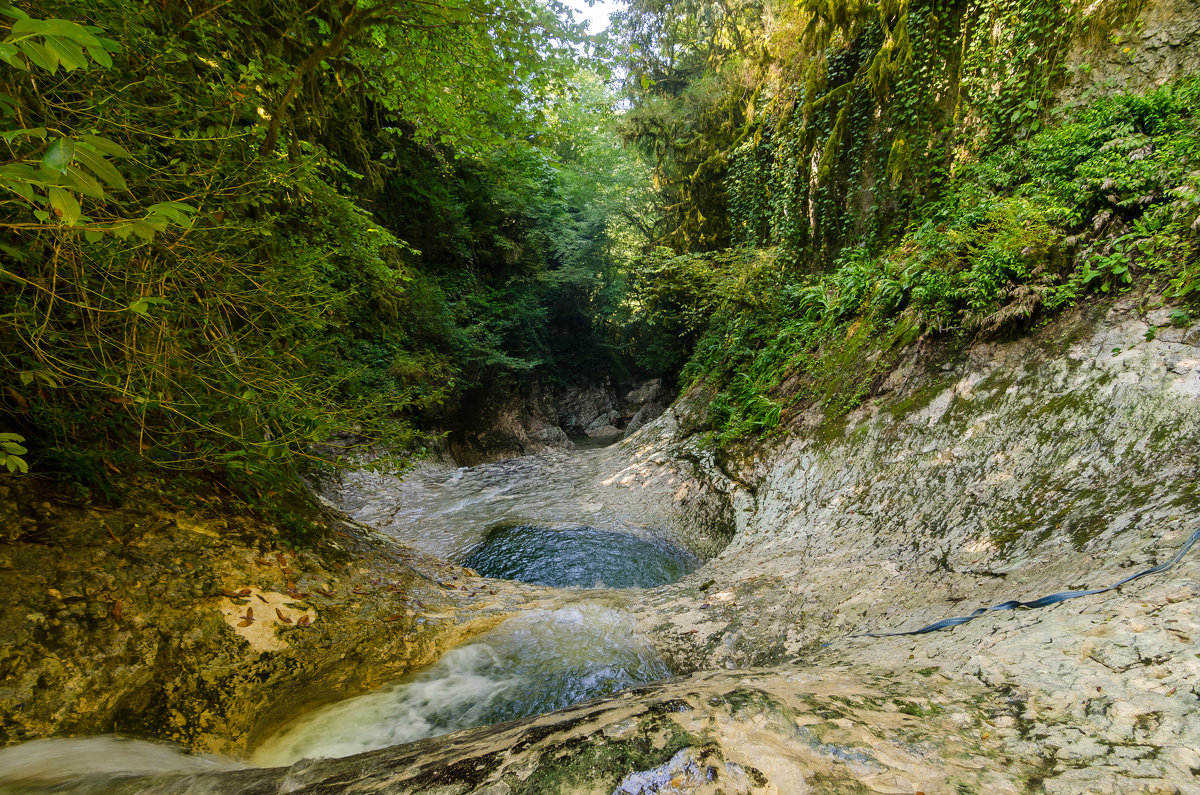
[255, 447, 701, 762]
[0, 447, 703, 788]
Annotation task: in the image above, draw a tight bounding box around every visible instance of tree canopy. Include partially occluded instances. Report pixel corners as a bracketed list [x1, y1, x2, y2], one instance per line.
[2, 0, 1196, 512]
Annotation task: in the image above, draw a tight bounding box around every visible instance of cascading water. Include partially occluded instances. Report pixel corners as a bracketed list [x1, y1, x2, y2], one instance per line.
[0, 448, 709, 789]
[261, 451, 706, 763]
[252, 601, 671, 765]
[0, 736, 245, 794]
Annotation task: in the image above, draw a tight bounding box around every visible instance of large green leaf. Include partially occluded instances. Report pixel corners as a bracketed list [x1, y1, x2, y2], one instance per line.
[44, 35, 89, 71]
[42, 19, 103, 48]
[146, 201, 196, 227]
[73, 146, 125, 188]
[42, 137, 74, 173]
[47, 185, 81, 225]
[9, 16, 50, 37]
[84, 43, 111, 67]
[78, 134, 130, 158]
[18, 40, 56, 71]
[64, 164, 105, 199]
[0, 126, 47, 143]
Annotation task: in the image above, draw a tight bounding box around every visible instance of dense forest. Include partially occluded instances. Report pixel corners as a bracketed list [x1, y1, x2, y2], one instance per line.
[1, 0, 1197, 520]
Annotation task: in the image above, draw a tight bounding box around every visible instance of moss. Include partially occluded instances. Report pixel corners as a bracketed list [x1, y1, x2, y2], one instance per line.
[885, 377, 954, 422]
[397, 750, 507, 792]
[894, 699, 944, 717]
[806, 773, 874, 792]
[506, 712, 707, 795]
[706, 687, 780, 717]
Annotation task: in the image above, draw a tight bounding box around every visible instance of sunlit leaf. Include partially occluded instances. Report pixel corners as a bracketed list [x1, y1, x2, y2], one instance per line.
[18, 40, 56, 72]
[42, 18, 103, 48]
[64, 164, 105, 199]
[44, 35, 89, 71]
[130, 220, 157, 240]
[78, 134, 130, 158]
[9, 16, 50, 36]
[47, 186, 81, 225]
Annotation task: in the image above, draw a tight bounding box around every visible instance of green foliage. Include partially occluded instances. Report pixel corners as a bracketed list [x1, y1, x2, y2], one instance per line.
[656, 76, 1200, 441]
[618, 0, 1155, 271]
[0, 0, 640, 518]
[0, 4, 195, 241]
[0, 431, 26, 473]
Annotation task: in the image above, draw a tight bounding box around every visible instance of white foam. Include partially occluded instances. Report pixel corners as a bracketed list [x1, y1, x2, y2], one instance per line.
[0, 735, 243, 792]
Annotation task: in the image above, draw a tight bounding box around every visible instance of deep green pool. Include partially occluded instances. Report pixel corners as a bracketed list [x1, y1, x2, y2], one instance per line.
[463, 524, 702, 589]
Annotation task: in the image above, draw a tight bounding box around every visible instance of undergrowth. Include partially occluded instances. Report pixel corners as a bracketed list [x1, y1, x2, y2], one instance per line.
[663, 76, 1200, 445]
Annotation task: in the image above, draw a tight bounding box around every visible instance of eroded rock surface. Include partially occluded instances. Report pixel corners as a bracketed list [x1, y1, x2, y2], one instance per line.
[92, 669, 1034, 794]
[0, 485, 540, 756]
[635, 297, 1200, 792]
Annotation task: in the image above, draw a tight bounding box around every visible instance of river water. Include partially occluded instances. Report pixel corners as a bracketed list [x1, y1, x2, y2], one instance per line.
[252, 449, 701, 763]
[252, 601, 671, 766]
[0, 449, 702, 788]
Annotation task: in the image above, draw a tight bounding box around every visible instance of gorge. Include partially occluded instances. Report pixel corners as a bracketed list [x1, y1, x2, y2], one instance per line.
[1, 0, 1199, 792]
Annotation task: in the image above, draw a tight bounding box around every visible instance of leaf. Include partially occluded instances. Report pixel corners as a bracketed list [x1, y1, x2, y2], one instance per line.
[1, 162, 55, 186]
[295, 614, 311, 627]
[64, 164, 105, 199]
[9, 16, 50, 36]
[275, 608, 292, 624]
[47, 186, 80, 225]
[147, 201, 196, 227]
[78, 134, 130, 158]
[73, 146, 125, 188]
[237, 619, 253, 627]
[130, 220, 157, 240]
[43, 137, 74, 174]
[85, 44, 111, 67]
[7, 179, 34, 202]
[44, 35, 89, 71]
[83, 229, 103, 243]
[0, 127, 47, 143]
[18, 40, 57, 72]
[43, 19, 103, 49]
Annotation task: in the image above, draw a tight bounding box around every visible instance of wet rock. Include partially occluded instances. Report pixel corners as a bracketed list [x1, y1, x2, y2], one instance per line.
[5, 294, 1199, 793]
[98, 669, 1033, 794]
[0, 482, 536, 755]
